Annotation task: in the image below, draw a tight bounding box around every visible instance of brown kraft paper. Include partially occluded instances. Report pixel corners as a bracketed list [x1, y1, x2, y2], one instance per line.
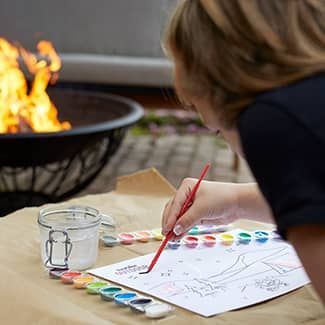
[0, 168, 323, 324]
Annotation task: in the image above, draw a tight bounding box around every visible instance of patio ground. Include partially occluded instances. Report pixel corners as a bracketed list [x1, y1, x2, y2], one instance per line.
[78, 132, 254, 196]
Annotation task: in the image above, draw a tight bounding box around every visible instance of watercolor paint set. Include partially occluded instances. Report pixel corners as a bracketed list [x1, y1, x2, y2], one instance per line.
[48, 269, 174, 319]
[101, 225, 229, 247]
[47, 228, 280, 319]
[166, 230, 279, 250]
[102, 227, 279, 250]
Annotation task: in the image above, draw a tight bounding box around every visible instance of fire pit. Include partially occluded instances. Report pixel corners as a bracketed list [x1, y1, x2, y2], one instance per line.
[0, 87, 143, 216]
[0, 39, 143, 216]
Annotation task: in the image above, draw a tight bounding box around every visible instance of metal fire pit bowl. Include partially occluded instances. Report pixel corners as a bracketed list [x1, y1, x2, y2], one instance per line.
[0, 88, 143, 216]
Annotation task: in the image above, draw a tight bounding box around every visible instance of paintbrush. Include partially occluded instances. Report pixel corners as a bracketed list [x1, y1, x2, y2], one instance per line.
[139, 163, 210, 274]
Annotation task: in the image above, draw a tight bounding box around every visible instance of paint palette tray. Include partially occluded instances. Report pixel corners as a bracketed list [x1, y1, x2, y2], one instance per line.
[48, 269, 174, 319]
[171, 230, 279, 250]
[101, 225, 230, 247]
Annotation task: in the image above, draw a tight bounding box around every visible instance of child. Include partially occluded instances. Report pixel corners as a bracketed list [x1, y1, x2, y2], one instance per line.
[161, 0, 325, 303]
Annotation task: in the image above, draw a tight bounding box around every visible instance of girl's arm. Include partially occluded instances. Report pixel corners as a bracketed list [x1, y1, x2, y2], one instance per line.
[162, 181, 274, 236]
[236, 183, 274, 224]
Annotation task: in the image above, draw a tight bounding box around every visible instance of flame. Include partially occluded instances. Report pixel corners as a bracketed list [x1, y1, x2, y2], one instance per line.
[0, 38, 71, 133]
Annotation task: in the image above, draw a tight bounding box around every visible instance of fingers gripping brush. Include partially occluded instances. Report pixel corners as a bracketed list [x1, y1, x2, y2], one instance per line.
[139, 164, 210, 274]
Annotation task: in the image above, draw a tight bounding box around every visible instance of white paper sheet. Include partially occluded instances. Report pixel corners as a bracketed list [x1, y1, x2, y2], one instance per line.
[89, 230, 310, 317]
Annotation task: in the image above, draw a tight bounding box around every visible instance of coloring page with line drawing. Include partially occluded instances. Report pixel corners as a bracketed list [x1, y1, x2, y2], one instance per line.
[89, 229, 310, 317]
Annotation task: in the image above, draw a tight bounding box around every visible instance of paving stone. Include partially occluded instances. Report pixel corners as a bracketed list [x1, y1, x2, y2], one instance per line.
[174, 146, 194, 155]
[178, 135, 197, 145]
[77, 133, 254, 198]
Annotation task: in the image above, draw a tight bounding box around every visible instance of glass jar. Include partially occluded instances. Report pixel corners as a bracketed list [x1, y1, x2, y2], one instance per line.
[38, 205, 102, 270]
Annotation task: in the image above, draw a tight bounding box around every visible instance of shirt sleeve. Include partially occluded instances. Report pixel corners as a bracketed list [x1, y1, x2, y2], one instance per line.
[238, 101, 325, 238]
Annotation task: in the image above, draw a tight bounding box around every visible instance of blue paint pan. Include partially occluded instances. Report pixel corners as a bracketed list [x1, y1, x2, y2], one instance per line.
[128, 297, 153, 312]
[254, 231, 269, 243]
[114, 292, 137, 306]
[167, 240, 181, 250]
[102, 235, 119, 247]
[99, 286, 123, 301]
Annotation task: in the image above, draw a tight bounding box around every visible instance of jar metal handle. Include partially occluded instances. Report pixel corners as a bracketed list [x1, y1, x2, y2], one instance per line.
[100, 213, 116, 228]
[44, 230, 73, 269]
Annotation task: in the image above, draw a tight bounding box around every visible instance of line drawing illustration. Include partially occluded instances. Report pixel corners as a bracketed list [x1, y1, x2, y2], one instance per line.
[89, 230, 310, 317]
[147, 246, 299, 299]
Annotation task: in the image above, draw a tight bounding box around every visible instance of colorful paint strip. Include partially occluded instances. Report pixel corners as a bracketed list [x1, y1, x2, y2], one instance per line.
[101, 225, 229, 247]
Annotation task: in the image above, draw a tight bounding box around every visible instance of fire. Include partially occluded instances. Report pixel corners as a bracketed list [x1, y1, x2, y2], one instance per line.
[0, 38, 71, 133]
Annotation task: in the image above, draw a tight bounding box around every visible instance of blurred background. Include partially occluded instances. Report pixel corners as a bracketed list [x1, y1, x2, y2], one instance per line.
[0, 0, 252, 212]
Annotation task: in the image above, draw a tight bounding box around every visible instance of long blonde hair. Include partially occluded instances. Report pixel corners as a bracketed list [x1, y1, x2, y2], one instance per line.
[164, 0, 325, 128]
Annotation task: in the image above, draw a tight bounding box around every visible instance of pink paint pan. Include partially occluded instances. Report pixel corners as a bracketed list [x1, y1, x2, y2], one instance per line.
[136, 231, 151, 243]
[118, 232, 136, 245]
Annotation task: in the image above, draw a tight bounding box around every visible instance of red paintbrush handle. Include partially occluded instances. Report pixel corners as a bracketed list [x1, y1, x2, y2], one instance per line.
[143, 163, 210, 274]
[177, 163, 210, 218]
[145, 232, 173, 273]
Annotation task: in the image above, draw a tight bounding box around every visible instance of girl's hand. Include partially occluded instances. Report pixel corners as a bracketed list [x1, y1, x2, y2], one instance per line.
[161, 178, 241, 236]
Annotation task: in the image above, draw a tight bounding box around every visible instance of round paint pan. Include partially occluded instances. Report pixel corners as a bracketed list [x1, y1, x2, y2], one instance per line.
[238, 232, 252, 245]
[114, 292, 137, 306]
[73, 275, 95, 289]
[214, 225, 229, 232]
[118, 232, 136, 245]
[86, 281, 109, 294]
[183, 236, 199, 248]
[136, 231, 151, 243]
[128, 297, 153, 313]
[254, 231, 269, 243]
[99, 286, 123, 301]
[220, 233, 234, 246]
[61, 271, 82, 284]
[167, 240, 181, 250]
[101, 235, 119, 247]
[200, 225, 217, 234]
[152, 228, 164, 241]
[144, 302, 174, 319]
[188, 226, 199, 236]
[203, 235, 216, 247]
